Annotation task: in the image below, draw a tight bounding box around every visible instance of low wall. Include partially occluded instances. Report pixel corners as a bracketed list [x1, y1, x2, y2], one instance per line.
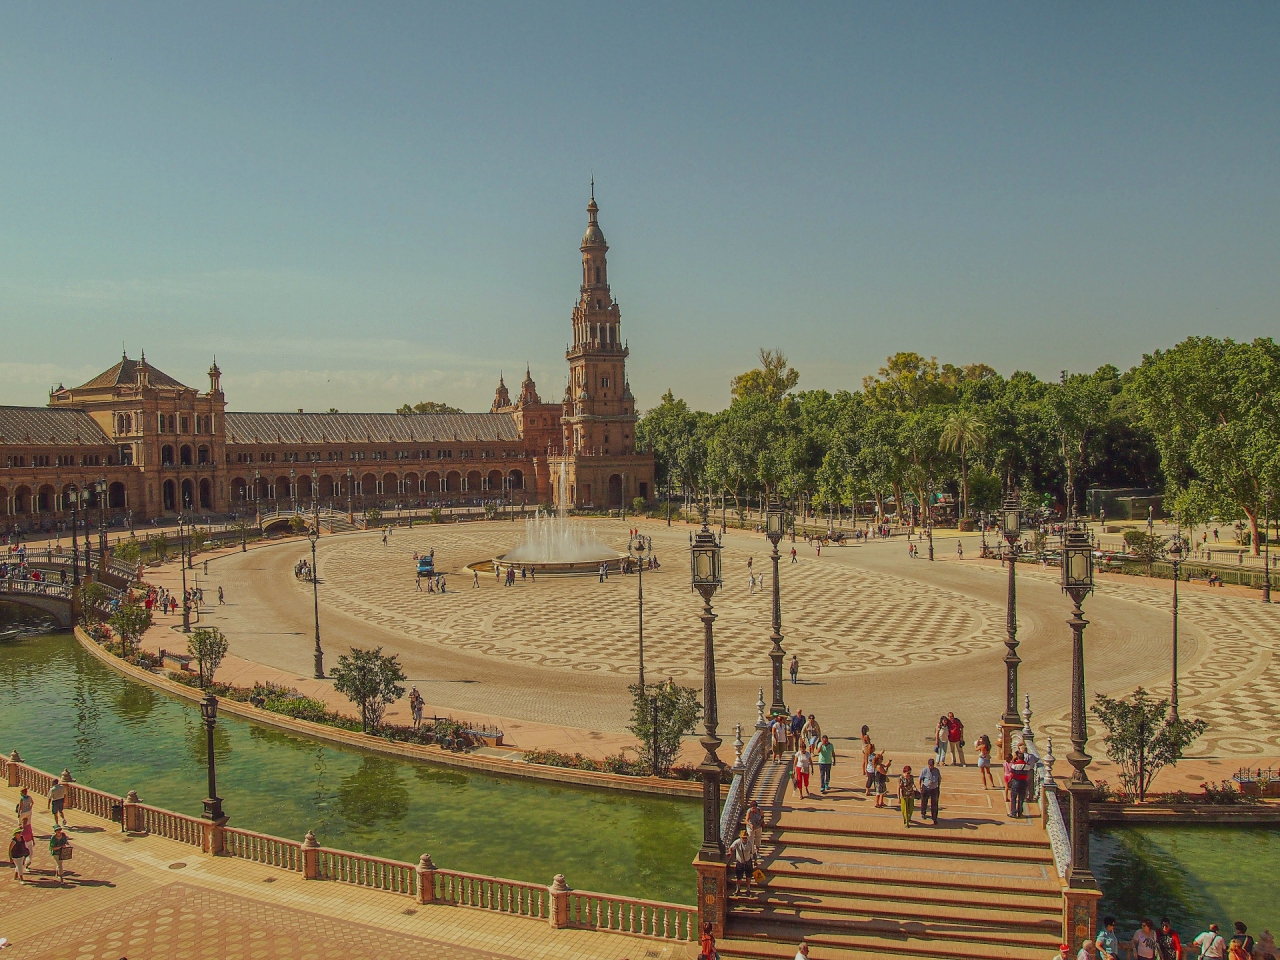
[1090, 802, 1280, 825]
[74, 626, 700, 799]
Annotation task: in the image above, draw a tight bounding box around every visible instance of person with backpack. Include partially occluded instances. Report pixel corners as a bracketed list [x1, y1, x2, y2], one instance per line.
[1007, 750, 1032, 818]
[946, 711, 965, 766]
[1191, 923, 1226, 960]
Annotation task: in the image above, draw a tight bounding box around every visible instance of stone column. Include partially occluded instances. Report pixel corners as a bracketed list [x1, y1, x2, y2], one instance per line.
[1063, 888, 1102, 951]
[6, 751, 21, 787]
[694, 858, 729, 940]
[415, 854, 437, 904]
[548, 874, 570, 928]
[203, 817, 228, 856]
[123, 790, 143, 832]
[302, 830, 321, 880]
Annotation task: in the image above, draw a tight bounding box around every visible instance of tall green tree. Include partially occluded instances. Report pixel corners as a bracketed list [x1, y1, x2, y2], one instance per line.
[330, 646, 407, 733]
[939, 408, 989, 518]
[187, 626, 230, 688]
[627, 682, 702, 777]
[1092, 687, 1207, 801]
[730, 348, 800, 402]
[1128, 337, 1280, 552]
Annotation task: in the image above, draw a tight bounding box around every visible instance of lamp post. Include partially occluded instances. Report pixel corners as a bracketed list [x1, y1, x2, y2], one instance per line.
[1000, 495, 1023, 760]
[69, 485, 81, 589]
[311, 468, 319, 515]
[290, 468, 297, 513]
[1167, 533, 1185, 719]
[199, 694, 225, 822]
[179, 514, 191, 633]
[308, 521, 324, 679]
[1264, 490, 1272, 604]
[690, 504, 725, 856]
[253, 470, 262, 531]
[346, 468, 354, 523]
[689, 499, 727, 936]
[1060, 521, 1099, 930]
[765, 500, 788, 717]
[95, 478, 108, 567]
[926, 483, 934, 561]
[630, 534, 648, 690]
[665, 473, 672, 527]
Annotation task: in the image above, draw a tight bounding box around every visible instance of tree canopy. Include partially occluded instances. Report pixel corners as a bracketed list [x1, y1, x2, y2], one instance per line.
[396, 400, 464, 415]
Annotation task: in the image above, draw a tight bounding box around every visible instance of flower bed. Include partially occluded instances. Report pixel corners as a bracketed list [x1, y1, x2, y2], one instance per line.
[520, 749, 731, 783]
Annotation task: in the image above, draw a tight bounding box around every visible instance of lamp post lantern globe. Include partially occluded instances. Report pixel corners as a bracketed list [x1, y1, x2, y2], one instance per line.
[765, 500, 788, 717]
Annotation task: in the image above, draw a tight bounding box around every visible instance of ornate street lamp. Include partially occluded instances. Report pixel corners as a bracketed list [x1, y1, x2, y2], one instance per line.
[630, 533, 648, 690]
[765, 499, 788, 717]
[689, 502, 725, 860]
[1264, 490, 1273, 604]
[253, 470, 262, 531]
[926, 484, 934, 561]
[179, 514, 191, 633]
[1167, 533, 1186, 718]
[68, 484, 81, 589]
[1000, 495, 1023, 758]
[311, 468, 319, 514]
[290, 468, 297, 513]
[199, 694, 225, 822]
[1060, 521, 1098, 913]
[95, 478, 108, 564]
[308, 521, 325, 679]
[346, 467, 354, 523]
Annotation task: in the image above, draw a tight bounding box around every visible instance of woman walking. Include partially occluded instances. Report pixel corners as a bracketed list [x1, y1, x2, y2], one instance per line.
[873, 753, 890, 808]
[49, 825, 71, 882]
[8, 828, 29, 882]
[898, 765, 918, 827]
[977, 734, 995, 789]
[794, 743, 813, 800]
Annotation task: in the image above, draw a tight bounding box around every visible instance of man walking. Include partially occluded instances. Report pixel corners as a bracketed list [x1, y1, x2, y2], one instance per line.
[788, 708, 804, 752]
[816, 735, 835, 794]
[789, 654, 799, 684]
[728, 829, 754, 897]
[218, 585, 225, 604]
[15, 787, 33, 829]
[1007, 750, 1032, 818]
[919, 758, 941, 824]
[771, 716, 788, 763]
[946, 711, 965, 766]
[745, 800, 764, 857]
[47, 777, 69, 828]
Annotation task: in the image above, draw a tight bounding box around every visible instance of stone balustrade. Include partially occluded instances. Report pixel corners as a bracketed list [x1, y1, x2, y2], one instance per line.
[1, 749, 694, 944]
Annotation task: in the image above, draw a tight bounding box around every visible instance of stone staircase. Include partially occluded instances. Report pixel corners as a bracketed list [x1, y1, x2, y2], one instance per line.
[717, 754, 1064, 960]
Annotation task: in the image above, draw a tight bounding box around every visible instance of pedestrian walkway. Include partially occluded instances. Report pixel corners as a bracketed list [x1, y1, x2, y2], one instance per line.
[0, 781, 674, 960]
[718, 753, 1063, 960]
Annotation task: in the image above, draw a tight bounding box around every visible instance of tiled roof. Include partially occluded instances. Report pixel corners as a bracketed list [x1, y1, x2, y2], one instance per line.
[0, 407, 111, 445]
[75, 356, 187, 390]
[224, 412, 521, 445]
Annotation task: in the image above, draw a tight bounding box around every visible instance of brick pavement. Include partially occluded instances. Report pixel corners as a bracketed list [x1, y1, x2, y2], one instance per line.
[0, 783, 686, 960]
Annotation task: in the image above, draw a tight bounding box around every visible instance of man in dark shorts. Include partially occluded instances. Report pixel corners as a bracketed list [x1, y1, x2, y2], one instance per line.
[728, 829, 754, 897]
[47, 778, 68, 828]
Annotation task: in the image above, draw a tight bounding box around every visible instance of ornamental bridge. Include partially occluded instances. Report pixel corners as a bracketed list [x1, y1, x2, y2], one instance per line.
[1, 549, 133, 628]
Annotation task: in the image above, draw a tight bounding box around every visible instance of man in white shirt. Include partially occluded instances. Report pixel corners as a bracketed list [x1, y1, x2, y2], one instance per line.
[727, 829, 754, 897]
[1192, 924, 1226, 959]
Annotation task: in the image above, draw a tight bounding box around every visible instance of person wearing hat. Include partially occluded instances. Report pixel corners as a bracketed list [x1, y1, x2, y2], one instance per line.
[727, 828, 755, 897]
[8, 828, 30, 882]
[898, 764, 917, 827]
[48, 824, 71, 882]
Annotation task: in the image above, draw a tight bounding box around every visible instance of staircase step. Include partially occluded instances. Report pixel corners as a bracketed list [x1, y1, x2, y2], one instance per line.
[760, 830, 1053, 864]
[729, 897, 1060, 936]
[718, 920, 1060, 960]
[769, 816, 1047, 850]
[759, 871, 1061, 912]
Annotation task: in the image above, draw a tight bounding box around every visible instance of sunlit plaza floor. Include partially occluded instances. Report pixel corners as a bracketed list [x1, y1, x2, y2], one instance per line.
[180, 517, 1280, 762]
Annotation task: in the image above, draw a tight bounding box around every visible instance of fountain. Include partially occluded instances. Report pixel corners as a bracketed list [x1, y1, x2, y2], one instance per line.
[483, 463, 626, 576]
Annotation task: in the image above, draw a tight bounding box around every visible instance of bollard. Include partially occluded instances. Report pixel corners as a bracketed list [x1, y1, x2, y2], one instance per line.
[415, 853, 437, 904]
[548, 874, 570, 928]
[123, 790, 143, 832]
[302, 830, 321, 880]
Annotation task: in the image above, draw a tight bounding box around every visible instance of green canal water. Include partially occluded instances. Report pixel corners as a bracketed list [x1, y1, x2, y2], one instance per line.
[1092, 827, 1279, 933]
[0, 626, 700, 903]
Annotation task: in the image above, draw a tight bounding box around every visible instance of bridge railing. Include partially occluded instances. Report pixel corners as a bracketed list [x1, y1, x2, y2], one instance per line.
[1, 750, 695, 944]
[720, 692, 771, 843]
[0, 578, 75, 601]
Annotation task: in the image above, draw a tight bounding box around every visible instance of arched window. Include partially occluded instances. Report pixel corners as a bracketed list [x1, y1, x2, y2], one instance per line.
[594, 267, 600, 283]
[180, 445, 193, 466]
[162, 445, 175, 466]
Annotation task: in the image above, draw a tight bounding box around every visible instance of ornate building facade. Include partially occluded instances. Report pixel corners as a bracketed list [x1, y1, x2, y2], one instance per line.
[0, 196, 653, 530]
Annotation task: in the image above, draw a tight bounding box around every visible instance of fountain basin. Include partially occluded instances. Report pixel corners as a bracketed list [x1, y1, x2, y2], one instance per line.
[474, 552, 630, 578]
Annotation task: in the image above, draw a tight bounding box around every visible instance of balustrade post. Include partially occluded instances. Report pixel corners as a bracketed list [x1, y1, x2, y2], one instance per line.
[302, 830, 321, 880]
[548, 874, 570, 928]
[60, 768, 75, 783]
[6, 751, 20, 787]
[204, 817, 228, 856]
[123, 790, 143, 832]
[415, 853, 437, 904]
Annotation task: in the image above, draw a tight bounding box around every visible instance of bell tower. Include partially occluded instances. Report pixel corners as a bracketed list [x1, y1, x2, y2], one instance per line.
[564, 187, 635, 457]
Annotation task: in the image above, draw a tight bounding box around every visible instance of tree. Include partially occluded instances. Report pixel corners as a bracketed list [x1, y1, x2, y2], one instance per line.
[730, 349, 799, 403]
[330, 646, 406, 733]
[1043, 371, 1112, 517]
[1091, 687, 1208, 801]
[187, 626, 230, 688]
[863, 353, 954, 412]
[939, 408, 988, 518]
[627, 682, 702, 777]
[113, 537, 142, 564]
[1128, 337, 1280, 553]
[1123, 530, 1168, 575]
[397, 401, 463, 415]
[637, 390, 702, 487]
[108, 601, 152, 657]
[146, 532, 170, 562]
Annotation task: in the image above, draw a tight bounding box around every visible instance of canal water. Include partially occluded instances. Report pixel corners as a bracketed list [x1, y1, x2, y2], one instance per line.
[0, 625, 701, 903]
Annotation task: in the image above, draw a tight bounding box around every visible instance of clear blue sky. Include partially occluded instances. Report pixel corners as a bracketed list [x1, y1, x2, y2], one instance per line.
[1, 4, 1276, 413]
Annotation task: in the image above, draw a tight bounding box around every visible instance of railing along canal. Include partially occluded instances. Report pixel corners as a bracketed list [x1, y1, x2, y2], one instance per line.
[719, 689, 771, 843]
[1, 750, 694, 943]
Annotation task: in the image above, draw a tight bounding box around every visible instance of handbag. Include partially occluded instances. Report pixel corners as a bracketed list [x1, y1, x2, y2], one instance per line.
[57, 844, 73, 861]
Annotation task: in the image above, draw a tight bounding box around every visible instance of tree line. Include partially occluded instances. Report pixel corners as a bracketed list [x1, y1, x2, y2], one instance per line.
[636, 337, 1280, 552]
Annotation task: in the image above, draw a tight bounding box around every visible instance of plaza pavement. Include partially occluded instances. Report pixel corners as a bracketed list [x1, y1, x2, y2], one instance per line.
[0, 782, 666, 960]
[134, 516, 1280, 781]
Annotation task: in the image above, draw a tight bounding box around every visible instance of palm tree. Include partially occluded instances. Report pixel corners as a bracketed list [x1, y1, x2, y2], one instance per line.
[939, 409, 989, 519]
